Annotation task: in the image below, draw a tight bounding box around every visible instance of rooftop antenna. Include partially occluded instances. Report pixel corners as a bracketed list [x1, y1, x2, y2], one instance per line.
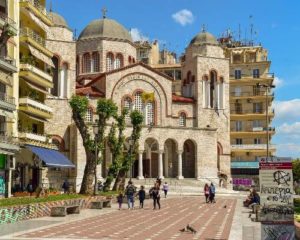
[238, 24, 241, 42]
[102, 7, 107, 19]
[49, 0, 52, 12]
[201, 24, 206, 33]
[249, 15, 254, 45]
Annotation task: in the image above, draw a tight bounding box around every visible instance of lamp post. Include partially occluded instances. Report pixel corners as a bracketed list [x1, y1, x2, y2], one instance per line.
[93, 125, 99, 195]
[128, 137, 134, 180]
[256, 83, 275, 162]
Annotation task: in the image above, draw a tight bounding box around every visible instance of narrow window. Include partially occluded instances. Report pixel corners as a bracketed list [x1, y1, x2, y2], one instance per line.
[83, 53, 91, 73]
[92, 52, 100, 72]
[115, 54, 123, 69]
[179, 112, 186, 127]
[253, 69, 260, 78]
[145, 102, 154, 126]
[85, 108, 93, 123]
[124, 97, 132, 122]
[134, 92, 143, 113]
[235, 69, 241, 79]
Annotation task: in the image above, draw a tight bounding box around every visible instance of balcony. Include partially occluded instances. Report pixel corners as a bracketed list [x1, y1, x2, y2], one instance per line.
[230, 109, 275, 120]
[230, 91, 274, 100]
[0, 92, 16, 112]
[0, 12, 18, 36]
[230, 73, 274, 85]
[230, 127, 276, 137]
[19, 97, 53, 119]
[0, 56, 17, 73]
[19, 63, 53, 89]
[19, 0, 53, 26]
[0, 134, 19, 152]
[19, 131, 46, 142]
[20, 28, 53, 57]
[231, 144, 276, 152]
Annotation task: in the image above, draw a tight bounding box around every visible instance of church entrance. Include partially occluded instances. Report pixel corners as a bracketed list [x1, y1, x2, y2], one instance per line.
[144, 138, 159, 178]
[163, 139, 178, 178]
[182, 140, 196, 178]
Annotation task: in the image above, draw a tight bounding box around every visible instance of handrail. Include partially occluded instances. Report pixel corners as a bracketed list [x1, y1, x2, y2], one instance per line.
[20, 27, 46, 47]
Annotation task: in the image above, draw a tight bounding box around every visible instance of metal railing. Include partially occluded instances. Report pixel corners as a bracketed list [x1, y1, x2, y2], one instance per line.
[19, 97, 53, 113]
[230, 73, 275, 79]
[0, 56, 16, 68]
[230, 127, 275, 132]
[20, 27, 46, 47]
[230, 109, 274, 114]
[0, 132, 19, 145]
[0, 92, 15, 104]
[20, 0, 49, 18]
[0, 11, 17, 28]
[230, 91, 274, 97]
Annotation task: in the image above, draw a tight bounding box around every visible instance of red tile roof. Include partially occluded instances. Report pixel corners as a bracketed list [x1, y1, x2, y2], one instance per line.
[76, 86, 104, 97]
[172, 94, 195, 103]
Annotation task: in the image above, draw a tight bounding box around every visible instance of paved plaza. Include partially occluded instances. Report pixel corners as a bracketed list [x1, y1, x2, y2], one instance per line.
[0, 197, 241, 240]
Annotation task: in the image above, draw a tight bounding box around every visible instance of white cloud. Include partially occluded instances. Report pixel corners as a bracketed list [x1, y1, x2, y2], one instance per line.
[273, 76, 284, 88]
[276, 143, 300, 158]
[277, 122, 300, 138]
[172, 9, 194, 26]
[273, 99, 300, 122]
[130, 28, 148, 42]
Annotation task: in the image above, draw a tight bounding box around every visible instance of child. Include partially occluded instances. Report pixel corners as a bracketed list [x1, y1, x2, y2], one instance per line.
[162, 182, 169, 198]
[138, 186, 146, 208]
[117, 192, 123, 210]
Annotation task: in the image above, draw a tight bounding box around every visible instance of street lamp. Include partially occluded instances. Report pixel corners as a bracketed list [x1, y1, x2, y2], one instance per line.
[256, 83, 275, 162]
[128, 137, 134, 180]
[93, 125, 99, 195]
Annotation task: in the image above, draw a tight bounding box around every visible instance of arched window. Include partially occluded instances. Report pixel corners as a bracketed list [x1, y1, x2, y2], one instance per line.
[218, 77, 224, 109]
[106, 52, 114, 71]
[132, 58, 135, 63]
[145, 102, 154, 126]
[85, 108, 93, 122]
[60, 63, 68, 98]
[179, 112, 186, 127]
[134, 92, 143, 114]
[115, 54, 123, 69]
[51, 56, 59, 96]
[202, 75, 209, 108]
[128, 56, 132, 64]
[82, 53, 91, 73]
[210, 71, 217, 108]
[92, 52, 100, 72]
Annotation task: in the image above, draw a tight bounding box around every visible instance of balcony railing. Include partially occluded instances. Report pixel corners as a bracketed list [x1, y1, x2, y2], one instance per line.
[230, 92, 274, 97]
[231, 127, 276, 132]
[19, 97, 53, 113]
[20, 27, 46, 47]
[19, 131, 46, 142]
[0, 92, 15, 105]
[231, 109, 275, 114]
[0, 12, 17, 32]
[231, 144, 276, 150]
[20, 0, 49, 18]
[230, 73, 275, 79]
[20, 63, 52, 82]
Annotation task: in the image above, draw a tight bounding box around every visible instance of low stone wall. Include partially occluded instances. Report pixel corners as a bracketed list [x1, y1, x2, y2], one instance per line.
[0, 196, 109, 225]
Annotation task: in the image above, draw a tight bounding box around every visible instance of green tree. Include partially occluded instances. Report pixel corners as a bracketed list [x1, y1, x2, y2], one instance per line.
[69, 96, 117, 194]
[113, 110, 144, 191]
[103, 108, 127, 191]
[293, 159, 300, 182]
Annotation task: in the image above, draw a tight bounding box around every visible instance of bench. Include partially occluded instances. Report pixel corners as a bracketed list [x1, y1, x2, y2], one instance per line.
[51, 205, 80, 217]
[91, 200, 111, 209]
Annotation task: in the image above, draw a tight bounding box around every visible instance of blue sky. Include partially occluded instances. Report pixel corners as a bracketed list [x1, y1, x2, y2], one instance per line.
[50, 0, 300, 158]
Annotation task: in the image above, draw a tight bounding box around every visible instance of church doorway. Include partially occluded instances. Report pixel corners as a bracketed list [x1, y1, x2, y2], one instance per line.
[144, 138, 159, 178]
[182, 139, 196, 178]
[163, 139, 178, 178]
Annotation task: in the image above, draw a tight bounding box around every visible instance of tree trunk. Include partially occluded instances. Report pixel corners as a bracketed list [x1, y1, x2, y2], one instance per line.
[103, 167, 115, 192]
[112, 169, 126, 191]
[79, 151, 96, 194]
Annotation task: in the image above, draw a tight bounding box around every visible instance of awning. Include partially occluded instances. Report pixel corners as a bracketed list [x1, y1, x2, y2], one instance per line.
[231, 161, 259, 169]
[27, 11, 50, 32]
[27, 45, 54, 67]
[25, 145, 75, 168]
[19, 111, 48, 123]
[23, 79, 49, 95]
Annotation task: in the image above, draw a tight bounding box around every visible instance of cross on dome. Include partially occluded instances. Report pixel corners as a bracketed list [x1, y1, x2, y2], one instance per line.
[102, 7, 107, 19]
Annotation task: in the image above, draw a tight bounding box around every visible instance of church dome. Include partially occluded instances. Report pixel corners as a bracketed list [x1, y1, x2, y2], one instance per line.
[78, 18, 132, 42]
[49, 12, 69, 28]
[190, 31, 218, 46]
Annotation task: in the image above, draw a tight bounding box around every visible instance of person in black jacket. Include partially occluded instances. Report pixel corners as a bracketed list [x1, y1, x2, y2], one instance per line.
[138, 185, 146, 208]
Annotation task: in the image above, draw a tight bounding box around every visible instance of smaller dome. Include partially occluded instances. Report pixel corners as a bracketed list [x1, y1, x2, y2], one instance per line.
[49, 12, 69, 28]
[190, 31, 218, 46]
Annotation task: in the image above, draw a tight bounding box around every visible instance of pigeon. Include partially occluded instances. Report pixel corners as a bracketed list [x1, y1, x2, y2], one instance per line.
[179, 227, 186, 232]
[186, 224, 197, 234]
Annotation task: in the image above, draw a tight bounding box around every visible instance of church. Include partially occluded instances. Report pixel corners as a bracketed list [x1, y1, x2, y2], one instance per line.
[42, 11, 231, 191]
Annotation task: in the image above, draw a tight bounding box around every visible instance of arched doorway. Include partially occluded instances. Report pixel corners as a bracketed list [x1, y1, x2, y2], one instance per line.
[164, 139, 178, 178]
[144, 138, 159, 178]
[183, 140, 196, 178]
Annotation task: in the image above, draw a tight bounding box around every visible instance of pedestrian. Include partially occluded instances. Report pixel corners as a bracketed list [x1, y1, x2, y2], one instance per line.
[138, 185, 146, 208]
[151, 183, 161, 210]
[117, 192, 124, 210]
[156, 177, 162, 187]
[209, 182, 216, 203]
[62, 179, 70, 194]
[125, 180, 136, 209]
[204, 183, 210, 203]
[162, 182, 169, 198]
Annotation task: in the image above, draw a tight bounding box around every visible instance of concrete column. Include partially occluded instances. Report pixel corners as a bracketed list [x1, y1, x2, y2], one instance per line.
[164, 149, 168, 178]
[177, 150, 184, 180]
[137, 150, 144, 179]
[147, 149, 152, 177]
[158, 150, 164, 179]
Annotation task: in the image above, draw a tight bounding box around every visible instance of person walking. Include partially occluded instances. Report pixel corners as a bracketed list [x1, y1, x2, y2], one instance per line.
[162, 182, 169, 198]
[209, 183, 216, 203]
[117, 192, 124, 210]
[151, 183, 161, 210]
[125, 180, 136, 209]
[138, 186, 146, 208]
[204, 183, 210, 203]
[62, 179, 70, 194]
